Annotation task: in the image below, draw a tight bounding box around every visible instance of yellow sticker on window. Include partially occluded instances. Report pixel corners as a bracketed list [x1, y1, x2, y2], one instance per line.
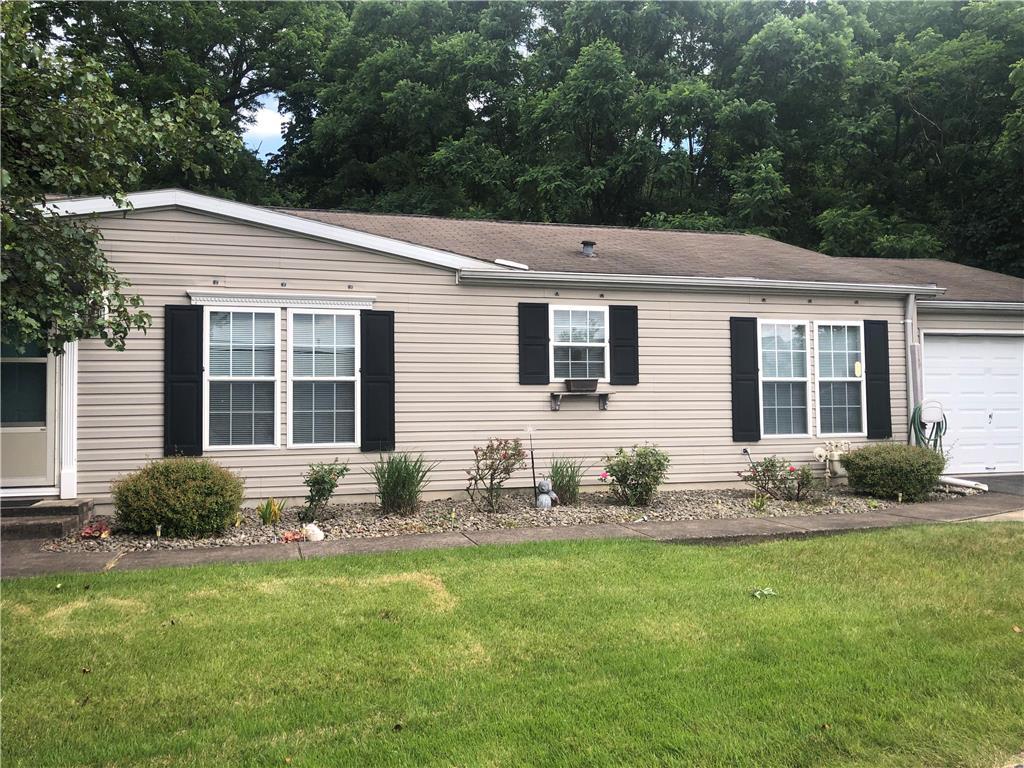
[854, 360, 863, 377]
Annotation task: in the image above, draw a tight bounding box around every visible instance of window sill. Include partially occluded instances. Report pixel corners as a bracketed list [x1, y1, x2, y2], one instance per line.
[203, 444, 281, 452]
[287, 442, 359, 450]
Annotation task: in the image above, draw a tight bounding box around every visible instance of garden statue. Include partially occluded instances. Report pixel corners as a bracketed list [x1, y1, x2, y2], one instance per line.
[302, 522, 325, 542]
[536, 479, 559, 509]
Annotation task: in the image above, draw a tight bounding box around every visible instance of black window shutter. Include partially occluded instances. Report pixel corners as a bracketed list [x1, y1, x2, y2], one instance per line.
[730, 317, 761, 442]
[360, 309, 396, 452]
[864, 320, 892, 439]
[609, 305, 639, 385]
[164, 305, 203, 456]
[518, 303, 549, 384]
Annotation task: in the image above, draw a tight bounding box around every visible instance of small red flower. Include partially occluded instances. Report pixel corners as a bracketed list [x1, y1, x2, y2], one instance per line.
[788, 466, 796, 472]
[599, 471, 610, 480]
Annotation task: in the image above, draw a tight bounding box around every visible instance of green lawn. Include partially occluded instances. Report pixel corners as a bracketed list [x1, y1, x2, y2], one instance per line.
[2, 525, 1022, 768]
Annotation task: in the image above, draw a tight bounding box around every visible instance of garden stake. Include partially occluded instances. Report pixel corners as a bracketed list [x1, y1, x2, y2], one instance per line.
[528, 430, 537, 502]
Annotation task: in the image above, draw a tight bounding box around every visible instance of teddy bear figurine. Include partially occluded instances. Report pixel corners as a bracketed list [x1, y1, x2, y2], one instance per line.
[535, 479, 559, 509]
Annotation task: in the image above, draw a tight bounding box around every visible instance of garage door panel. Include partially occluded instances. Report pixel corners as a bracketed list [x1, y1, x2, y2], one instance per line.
[923, 334, 1024, 474]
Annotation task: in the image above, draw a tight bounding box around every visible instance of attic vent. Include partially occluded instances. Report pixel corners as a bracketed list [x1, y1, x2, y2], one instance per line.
[581, 240, 596, 257]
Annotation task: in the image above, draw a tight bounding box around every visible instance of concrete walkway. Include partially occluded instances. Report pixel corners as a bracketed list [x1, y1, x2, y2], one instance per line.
[2, 492, 1021, 579]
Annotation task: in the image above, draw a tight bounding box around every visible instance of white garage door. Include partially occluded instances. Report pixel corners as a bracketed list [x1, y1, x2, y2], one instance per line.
[923, 334, 1024, 474]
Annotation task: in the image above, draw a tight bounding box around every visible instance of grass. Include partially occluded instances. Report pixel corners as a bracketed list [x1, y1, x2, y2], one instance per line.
[2, 524, 1023, 767]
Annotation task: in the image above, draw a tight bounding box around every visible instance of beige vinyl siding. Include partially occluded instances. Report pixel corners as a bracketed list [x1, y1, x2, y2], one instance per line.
[78, 208, 910, 509]
[917, 310, 1024, 334]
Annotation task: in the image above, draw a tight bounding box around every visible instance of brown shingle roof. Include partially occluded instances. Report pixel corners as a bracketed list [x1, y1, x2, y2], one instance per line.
[280, 208, 1024, 303]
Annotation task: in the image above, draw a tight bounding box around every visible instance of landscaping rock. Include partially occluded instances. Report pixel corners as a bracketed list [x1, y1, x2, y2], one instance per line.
[40, 487, 967, 554]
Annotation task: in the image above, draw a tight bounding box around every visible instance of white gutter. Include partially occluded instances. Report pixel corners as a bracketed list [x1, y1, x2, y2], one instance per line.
[917, 300, 1024, 313]
[458, 269, 946, 297]
[905, 293, 918, 444]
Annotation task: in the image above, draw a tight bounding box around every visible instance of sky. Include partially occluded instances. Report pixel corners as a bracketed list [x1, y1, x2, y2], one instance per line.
[242, 94, 289, 159]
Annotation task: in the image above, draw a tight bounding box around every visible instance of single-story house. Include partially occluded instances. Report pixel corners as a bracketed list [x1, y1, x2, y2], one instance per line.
[3, 189, 1022, 511]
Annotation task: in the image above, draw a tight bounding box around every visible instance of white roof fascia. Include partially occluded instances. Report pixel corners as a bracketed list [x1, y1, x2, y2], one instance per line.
[46, 189, 506, 273]
[458, 269, 946, 297]
[917, 300, 1024, 313]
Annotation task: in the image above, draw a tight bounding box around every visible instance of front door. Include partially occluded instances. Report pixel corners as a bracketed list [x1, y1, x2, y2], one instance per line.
[1, 343, 58, 489]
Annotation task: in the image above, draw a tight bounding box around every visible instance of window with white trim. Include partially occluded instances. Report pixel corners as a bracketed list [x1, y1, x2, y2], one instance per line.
[550, 306, 608, 380]
[759, 321, 809, 435]
[207, 309, 279, 447]
[817, 322, 865, 435]
[288, 310, 358, 446]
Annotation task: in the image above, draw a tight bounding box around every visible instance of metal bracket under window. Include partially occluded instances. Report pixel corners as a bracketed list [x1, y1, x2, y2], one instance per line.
[550, 392, 611, 411]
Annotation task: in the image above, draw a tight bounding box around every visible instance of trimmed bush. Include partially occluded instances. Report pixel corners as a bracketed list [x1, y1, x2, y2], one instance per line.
[548, 456, 587, 506]
[301, 459, 349, 522]
[840, 443, 946, 502]
[368, 453, 435, 516]
[601, 444, 670, 506]
[112, 457, 244, 537]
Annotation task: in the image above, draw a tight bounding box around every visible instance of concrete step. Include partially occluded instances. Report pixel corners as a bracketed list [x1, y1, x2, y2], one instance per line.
[1, 514, 82, 540]
[0, 498, 93, 523]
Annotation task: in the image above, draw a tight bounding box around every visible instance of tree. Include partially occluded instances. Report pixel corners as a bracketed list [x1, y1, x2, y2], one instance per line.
[31, 1, 343, 202]
[1, 2, 240, 355]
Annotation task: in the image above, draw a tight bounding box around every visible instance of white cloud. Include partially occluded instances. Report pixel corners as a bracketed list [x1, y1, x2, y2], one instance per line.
[242, 95, 291, 157]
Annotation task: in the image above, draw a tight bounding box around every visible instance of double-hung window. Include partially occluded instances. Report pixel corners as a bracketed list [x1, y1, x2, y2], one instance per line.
[816, 322, 865, 435]
[550, 306, 608, 381]
[206, 308, 279, 448]
[758, 320, 809, 436]
[288, 310, 359, 447]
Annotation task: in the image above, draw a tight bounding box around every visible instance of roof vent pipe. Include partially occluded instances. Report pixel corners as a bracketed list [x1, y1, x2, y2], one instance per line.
[581, 240, 596, 257]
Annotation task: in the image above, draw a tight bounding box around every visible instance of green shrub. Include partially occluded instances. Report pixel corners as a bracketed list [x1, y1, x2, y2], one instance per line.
[466, 438, 528, 514]
[840, 443, 946, 502]
[601, 444, 670, 506]
[738, 456, 821, 502]
[301, 459, 350, 522]
[548, 456, 587, 506]
[368, 453, 435, 516]
[112, 457, 244, 538]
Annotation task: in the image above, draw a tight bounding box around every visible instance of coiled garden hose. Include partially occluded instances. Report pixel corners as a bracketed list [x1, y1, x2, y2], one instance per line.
[910, 403, 947, 453]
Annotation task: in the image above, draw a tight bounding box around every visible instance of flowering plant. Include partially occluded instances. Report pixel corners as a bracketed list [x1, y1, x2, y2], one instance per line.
[80, 520, 111, 539]
[738, 456, 820, 502]
[466, 438, 527, 514]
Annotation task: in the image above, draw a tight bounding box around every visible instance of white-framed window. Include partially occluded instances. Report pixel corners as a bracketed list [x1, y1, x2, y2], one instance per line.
[287, 309, 360, 447]
[816, 321, 866, 436]
[204, 307, 280, 450]
[758, 319, 810, 437]
[550, 305, 608, 381]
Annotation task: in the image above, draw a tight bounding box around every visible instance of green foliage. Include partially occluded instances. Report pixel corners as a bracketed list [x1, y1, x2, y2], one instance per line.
[17, 1, 1024, 276]
[465, 438, 527, 514]
[112, 457, 244, 538]
[840, 443, 947, 502]
[548, 456, 587, 506]
[301, 460, 350, 522]
[601, 445, 670, 507]
[0, 2, 239, 355]
[738, 456, 820, 502]
[749, 493, 770, 512]
[368, 453, 436, 516]
[256, 498, 284, 526]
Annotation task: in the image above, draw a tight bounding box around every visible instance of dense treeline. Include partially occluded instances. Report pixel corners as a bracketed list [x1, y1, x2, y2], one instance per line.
[30, 1, 1024, 276]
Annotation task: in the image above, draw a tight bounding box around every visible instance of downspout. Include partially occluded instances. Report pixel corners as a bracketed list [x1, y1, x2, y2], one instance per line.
[904, 293, 919, 444]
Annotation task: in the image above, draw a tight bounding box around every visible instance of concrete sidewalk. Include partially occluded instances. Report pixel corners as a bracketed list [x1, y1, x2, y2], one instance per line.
[2, 492, 1021, 579]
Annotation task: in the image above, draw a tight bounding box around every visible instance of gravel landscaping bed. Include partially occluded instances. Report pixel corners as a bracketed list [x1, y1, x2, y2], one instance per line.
[39, 486, 975, 553]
